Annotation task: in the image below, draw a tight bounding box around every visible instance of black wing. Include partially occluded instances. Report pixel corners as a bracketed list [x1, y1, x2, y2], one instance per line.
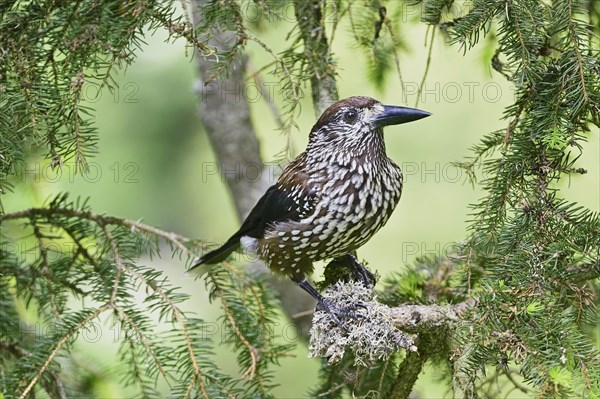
[191, 182, 316, 266]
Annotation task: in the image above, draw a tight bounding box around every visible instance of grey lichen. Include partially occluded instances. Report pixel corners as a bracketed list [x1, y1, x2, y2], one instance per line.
[308, 281, 417, 366]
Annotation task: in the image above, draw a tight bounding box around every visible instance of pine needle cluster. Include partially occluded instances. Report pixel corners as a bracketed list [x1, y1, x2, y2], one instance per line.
[1, 194, 292, 397]
[0, 0, 210, 208]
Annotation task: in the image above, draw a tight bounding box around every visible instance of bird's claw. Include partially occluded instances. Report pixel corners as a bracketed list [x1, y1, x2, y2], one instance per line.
[317, 298, 367, 330]
[348, 254, 376, 288]
[356, 266, 376, 288]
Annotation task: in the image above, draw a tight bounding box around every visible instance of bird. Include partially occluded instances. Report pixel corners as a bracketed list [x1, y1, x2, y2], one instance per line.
[190, 96, 430, 321]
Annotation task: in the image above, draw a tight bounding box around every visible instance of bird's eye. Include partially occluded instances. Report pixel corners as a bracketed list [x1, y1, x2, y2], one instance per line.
[343, 109, 358, 124]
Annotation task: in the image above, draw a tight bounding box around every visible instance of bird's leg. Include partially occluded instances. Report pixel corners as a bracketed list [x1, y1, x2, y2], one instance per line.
[341, 252, 376, 288]
[295, 279, 342, 326]
[294, 278, 360, 328]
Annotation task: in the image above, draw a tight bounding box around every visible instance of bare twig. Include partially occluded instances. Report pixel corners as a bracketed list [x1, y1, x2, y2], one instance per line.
[415, 26, 436, 108]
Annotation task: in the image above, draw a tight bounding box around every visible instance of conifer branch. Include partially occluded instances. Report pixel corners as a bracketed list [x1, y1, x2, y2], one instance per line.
[17, 305, 109, 399]
[0, 342, 68, 399]
[292, 0, 339, 115]
[112, 304, 172, 381]
[2, 207, 195, 252]
[100, 228, 209, 398]
[102, 224, 124, 306]
[2, 205, 212, 397]
[566, 0, 590, 102]
[210, 277, 260, 383]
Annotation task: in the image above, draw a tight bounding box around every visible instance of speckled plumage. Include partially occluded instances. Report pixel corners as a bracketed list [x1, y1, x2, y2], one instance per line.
[257, 124, 403, 280]
[191, 96, 430, 313]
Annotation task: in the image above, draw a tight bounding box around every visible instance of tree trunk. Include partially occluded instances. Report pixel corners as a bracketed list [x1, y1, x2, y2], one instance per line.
[190, 0, 316, 337]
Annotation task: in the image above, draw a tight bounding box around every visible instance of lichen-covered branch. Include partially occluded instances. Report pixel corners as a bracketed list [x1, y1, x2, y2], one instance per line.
[564, 261, 600, 283]
[387, 350, 426, 399]
[390, 301, 473, 333]
[385, 302, 473, 399]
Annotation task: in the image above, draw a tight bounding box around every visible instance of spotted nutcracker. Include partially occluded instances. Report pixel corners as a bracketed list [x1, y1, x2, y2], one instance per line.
[190, 96, 430, 319]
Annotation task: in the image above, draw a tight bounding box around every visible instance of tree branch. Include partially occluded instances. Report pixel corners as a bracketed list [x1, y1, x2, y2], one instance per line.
[390, 301, 473, 334]
[386, 301, 473, 399]
[0, 342, 68, 399]
[564, 261, 600, 283]
[17, 305, 110, 399]
[293, 0, 339, 116]
[388, 349, 426, 399]
[8, 204, 598, 298]
[191, 2, 269, 219]
[5, 204, 596, 341]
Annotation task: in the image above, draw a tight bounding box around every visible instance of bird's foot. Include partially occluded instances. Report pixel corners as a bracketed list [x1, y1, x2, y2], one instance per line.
[294, 278, 366, 330]
[347, 254, 376, 288]
[322, 254, 376, 289]
[316, 298, 367, 330]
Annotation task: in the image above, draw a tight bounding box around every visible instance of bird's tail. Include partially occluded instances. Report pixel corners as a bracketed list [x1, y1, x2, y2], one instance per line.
[189, 236, 240, 272]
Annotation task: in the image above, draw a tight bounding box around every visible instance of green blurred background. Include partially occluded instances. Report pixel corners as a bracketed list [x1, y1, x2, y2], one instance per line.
[5, 16, 599, 398]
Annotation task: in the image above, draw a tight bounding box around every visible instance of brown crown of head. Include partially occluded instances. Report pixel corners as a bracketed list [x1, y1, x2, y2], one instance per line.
[311, 96, 379, 133]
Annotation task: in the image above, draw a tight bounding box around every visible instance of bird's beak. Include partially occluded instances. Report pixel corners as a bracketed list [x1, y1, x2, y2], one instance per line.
[373, 105, 431, 128]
